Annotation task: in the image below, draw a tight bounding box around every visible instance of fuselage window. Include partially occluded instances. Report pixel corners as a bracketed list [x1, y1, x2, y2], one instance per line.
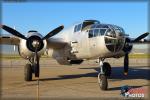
[94, 29, 99, 37]
[88, 30, 94, 38]
[100, 29, 106, 35]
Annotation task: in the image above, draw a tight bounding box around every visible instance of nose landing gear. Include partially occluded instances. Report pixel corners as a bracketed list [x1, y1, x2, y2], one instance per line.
[97, 58, 111, 90]
[24, 64, 32, 81]
[24, 56, 40, 81]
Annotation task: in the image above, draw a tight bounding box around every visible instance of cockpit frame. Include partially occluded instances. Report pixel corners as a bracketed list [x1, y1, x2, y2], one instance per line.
[74, 20, 100, 32]
[88, 24, 126, 38]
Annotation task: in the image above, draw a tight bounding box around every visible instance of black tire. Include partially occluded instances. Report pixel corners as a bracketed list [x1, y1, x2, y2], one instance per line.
[98, 74, 108, 90]
[24, 64, 32, 81]
[34, 64, 39, 77]
[103, 62, 111, 77]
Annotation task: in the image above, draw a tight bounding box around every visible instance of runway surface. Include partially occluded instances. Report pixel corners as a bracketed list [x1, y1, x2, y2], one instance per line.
[0, 58, 149, 99]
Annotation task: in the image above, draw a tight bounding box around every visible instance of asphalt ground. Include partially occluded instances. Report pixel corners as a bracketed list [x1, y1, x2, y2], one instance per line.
[0, 58, 149, 100]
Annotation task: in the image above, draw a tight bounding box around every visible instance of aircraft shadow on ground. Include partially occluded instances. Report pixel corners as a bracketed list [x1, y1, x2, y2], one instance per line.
[39, 66, 150, 82]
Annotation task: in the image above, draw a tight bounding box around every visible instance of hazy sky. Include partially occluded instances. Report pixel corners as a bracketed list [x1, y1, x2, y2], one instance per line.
[2, 1, 148, 38]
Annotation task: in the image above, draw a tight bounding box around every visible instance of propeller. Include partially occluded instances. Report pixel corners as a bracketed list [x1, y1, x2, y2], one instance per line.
[1, 25, 27, 39]
[123, 38, 131, 75]
[1, 25, 64, 40]
[1, 24, 64, 78]
[42, 25, 64, 40]
[132, 32, 149, 42]
[124, 53, 129, 75]
[123, 32, 149, 75]
[1, 24, 64, 52]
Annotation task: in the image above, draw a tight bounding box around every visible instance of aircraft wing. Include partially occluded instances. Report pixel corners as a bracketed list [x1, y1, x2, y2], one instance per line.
[0, 35, 68, 49]
[46, 38, 68, 49]
[0, 35, 20, 45]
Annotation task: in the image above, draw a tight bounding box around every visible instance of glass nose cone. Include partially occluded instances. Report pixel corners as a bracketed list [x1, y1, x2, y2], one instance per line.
[105, 37, 125, 52]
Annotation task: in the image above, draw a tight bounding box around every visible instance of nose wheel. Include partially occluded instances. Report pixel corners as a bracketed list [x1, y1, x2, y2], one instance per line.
[24, 53, 40, 81]
[97, 58, 111, 90]
[24, 64, 32, 81]
[24, 63, 40, 81]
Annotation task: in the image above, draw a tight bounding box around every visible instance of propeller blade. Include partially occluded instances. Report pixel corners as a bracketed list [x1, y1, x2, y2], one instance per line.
[124, 53, 129, 75]
[133, 32, 149, 42]
[1, 25, 27, 39]
[42, 25, 64, 40]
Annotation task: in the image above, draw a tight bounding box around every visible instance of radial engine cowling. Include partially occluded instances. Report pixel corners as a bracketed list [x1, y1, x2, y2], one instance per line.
[19, 32, 47, 59]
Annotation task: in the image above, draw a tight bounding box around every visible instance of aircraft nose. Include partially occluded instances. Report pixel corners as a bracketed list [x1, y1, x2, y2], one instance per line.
[105, 37, 125, 52]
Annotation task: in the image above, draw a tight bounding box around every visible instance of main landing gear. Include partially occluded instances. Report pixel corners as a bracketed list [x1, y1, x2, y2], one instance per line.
[97, 58, 111, 90]
[24, 56, 39, 81]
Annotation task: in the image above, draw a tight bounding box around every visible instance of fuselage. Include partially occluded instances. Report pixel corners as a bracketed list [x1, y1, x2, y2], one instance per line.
[46, 20, 128, 62]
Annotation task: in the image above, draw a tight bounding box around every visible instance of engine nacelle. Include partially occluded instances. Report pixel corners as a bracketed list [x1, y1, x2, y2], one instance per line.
[18, 32, 47, 59]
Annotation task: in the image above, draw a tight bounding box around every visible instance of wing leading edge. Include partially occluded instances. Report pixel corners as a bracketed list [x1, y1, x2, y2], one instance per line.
[0, 35, 20, 45]
[46, 38, 68, 49]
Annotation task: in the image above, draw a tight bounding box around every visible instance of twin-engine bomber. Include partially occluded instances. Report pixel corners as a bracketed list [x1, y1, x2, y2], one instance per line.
[0, 20, 149, 90]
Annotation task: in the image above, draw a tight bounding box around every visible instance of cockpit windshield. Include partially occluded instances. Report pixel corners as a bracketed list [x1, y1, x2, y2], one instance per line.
[88, 28, 107, 38]
[91, 24, 109, 29]
[88, 24, 125, 38]
[88, 24, 108, 38]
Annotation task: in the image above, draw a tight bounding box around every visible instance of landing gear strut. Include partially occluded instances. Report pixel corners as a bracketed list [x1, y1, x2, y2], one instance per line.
[24, 53, 40, 81]
[97, 58, 111, 90]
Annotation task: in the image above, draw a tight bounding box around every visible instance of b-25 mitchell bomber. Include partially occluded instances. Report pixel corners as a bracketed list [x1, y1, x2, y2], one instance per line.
[0, 20, 149, 90]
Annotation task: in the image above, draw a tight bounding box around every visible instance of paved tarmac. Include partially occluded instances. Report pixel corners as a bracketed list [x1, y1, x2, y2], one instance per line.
[0, 58, 149, 100]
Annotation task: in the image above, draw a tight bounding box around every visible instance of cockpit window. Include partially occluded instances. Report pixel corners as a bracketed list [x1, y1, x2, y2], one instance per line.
[89, 24, 108, 38]
[100, 29, 106, 35]
[96, 24, 109, 28]
[91, 24, 109, 29]
[88, 28, 107, 38]
[74, 24, 82, 32]
[77, 24, 82, 31]
[74, 25, 78, 32]
[88, 30, 94, 38]
[91, 24, 97, 28]
[94, 29, 99, 37]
